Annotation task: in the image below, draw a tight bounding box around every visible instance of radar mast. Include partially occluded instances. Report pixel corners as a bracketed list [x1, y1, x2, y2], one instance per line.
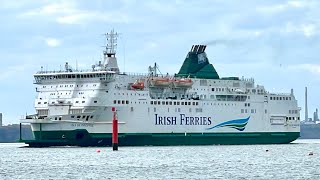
[103, 29, 120, 73]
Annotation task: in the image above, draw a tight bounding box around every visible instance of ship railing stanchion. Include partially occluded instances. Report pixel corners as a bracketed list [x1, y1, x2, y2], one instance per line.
[19, 123, 22, 142]
[112, 107, 118, 151]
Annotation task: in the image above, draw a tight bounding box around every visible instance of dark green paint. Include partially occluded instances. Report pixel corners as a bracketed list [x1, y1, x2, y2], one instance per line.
[22, 130, 300, 147]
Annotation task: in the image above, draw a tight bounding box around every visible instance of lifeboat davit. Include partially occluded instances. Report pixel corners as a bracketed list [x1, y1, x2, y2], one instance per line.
[173, 78, 193, 88]
[131, 80, 145, 90]
[149, 77, 170, 87]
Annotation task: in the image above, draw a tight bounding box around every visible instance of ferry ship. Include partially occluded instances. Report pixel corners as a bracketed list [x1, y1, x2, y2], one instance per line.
[21, 30, 300, 147]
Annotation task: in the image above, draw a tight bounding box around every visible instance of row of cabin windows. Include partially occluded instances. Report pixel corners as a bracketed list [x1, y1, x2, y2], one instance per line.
[286, 117, 300, 120]
[270, 96, 291, 101]
[36, 73, 108, 80]
[38, 100, 98, 104]
[150, 107, 203, 113]
[114, 93, 148, 96]
[113, 100, 130, 104]
[150, 101, 199, 106]
[70, 115, 94, 120]
[241, 109, 257, 113]
[50, 92, 71, 95]
[42, 84, 97, 89]
[289, 110, 298, 114]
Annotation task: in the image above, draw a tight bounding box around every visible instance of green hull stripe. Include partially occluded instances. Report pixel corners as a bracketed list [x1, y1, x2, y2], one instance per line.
[22, 130, 300, 147]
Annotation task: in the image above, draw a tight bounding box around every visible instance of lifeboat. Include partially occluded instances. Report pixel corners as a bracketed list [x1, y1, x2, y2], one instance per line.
[149, 77, 170, 87]
[173, 78, 193, 88]
[131, 79, 145, 90]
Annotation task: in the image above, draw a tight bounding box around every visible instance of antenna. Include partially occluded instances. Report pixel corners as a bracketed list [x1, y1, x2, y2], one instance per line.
[103, 29, 119, 57]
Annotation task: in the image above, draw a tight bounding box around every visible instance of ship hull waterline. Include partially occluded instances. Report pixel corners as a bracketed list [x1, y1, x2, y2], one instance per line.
[22, 130, 300, 147]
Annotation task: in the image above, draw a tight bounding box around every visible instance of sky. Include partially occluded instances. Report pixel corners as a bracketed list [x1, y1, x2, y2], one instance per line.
[0, 0, 319, 124]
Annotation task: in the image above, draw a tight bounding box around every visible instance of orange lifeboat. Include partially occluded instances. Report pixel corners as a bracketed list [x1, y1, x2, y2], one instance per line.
[131, 79, 145, 90]
[173, 78, 193, 88]
[149, 77, 170, 87]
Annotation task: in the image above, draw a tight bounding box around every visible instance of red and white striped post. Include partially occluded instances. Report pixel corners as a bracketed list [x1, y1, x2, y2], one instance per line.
[112, 107, 118, 151]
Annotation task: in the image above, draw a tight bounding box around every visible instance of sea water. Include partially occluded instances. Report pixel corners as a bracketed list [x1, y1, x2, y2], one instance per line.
[0, 139, 320, 180]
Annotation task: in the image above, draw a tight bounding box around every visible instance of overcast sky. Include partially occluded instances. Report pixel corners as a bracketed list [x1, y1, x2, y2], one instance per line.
[1, 0, 319, 124]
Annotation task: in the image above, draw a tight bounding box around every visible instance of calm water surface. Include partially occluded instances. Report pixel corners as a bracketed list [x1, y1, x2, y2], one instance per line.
[0, 139, 320, 180]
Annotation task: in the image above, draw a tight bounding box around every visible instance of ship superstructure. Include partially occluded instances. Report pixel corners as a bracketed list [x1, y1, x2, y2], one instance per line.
[21, 30, 300, 147]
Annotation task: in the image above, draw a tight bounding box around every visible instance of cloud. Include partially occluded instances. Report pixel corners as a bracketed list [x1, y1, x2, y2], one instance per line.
[44, 38, 61, 47]
[288, 64, 320, 75]
[283, 22, 317, 37]
[20, 1, 132, 25]
[56, 12, 131, 25]
[0, 64, 34, 82]
[257, 1, 308, 14]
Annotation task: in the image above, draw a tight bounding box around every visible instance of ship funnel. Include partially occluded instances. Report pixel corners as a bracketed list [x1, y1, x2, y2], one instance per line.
[176, 45, 219, 79]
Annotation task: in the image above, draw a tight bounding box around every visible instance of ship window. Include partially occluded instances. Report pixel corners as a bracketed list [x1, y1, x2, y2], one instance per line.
[82, 101, 85, 103]
[154, 107, 156, 112]
[94, 101, 98, 103]
[251, 109, 254, 113]
[181, 102, 184, 105]
[55, 117, 57, 120]
[71, 115, 75, 118]
[298, 117, 300, 120]
[280, 97, 282, 100]
[178, 108, 180, 112]
[169, 102, 172, 105]
[44, 102, 47, 104]
[118, 100, 121, 104]
[248, 103, 250, 107]
[196, 102, 198, 106]
[177, 102, 180, 105]
[126, 100, 129, 104]
[245, 109, 248, 113]
[241, 109, 244, 113]
[193, 102, 195, 105]
[188, 102, 191, 105]
[77, 116, 81, 119]
[265, 109, 267, 114]
[59, 117, 62, 120]
[162, 101, 165, 105]
[82, 116, 86, 119]
[270, 97, 272, 100]
[158, 101, 160, 105]
[122, 100, 125, 104]
[174, 102, 176, 105]
[38, 102, 41, 104]
[212, 88, 215, 91]
[113, 100, 116, 104]
[151, 101, 153, 105]
[52, 102, 55, 104]
[166, 101, 168, 105]
[189, 108, 192, 112]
